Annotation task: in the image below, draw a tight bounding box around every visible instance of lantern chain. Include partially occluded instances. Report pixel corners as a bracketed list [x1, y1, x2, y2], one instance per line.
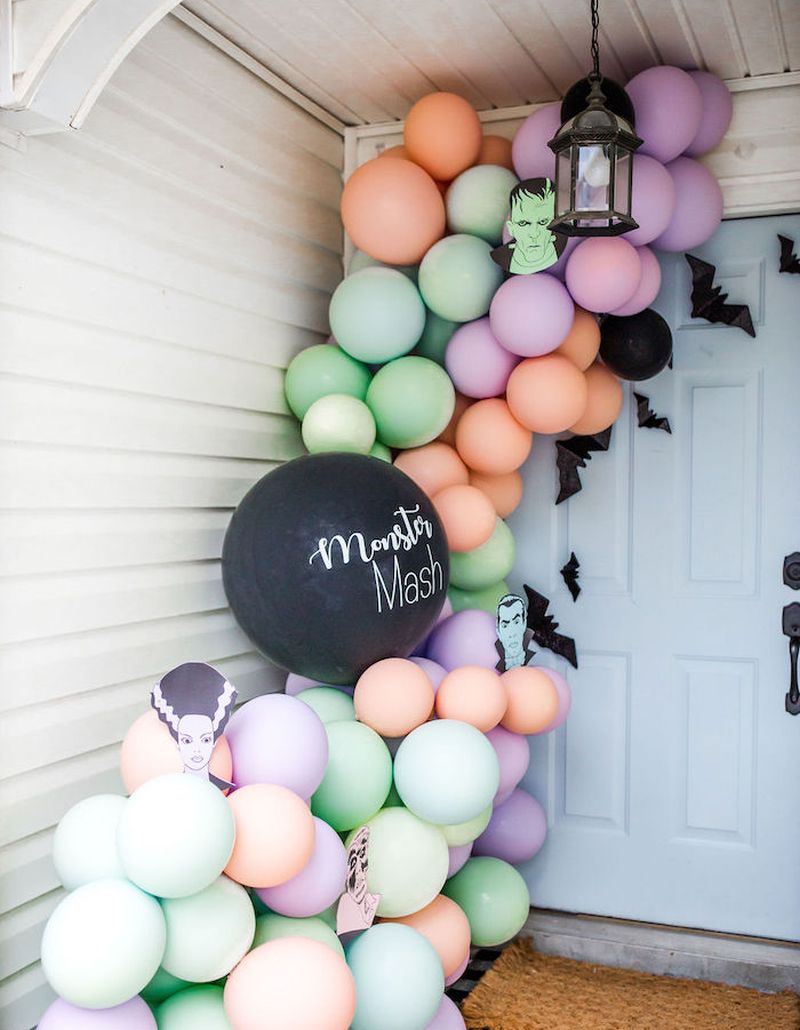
[590, 0, 601, 80]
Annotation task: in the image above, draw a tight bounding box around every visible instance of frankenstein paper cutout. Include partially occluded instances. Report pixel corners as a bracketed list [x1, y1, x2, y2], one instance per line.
[560, 553, 581, 602]
[495, 593, 536, 673]
[151, 662, 236, 791]
[337, 826, 380, 935]
[685, 254, 755, 337]
[778, 235, 800, 274]
[491, 179, 566, 275]
[523, 585, 578, 669]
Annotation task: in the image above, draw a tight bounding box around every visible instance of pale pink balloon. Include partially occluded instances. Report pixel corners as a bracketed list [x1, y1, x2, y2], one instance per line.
[625, 154, 676, 248]
[610, 246, 662, 316]
[651, 157, 723, 252]
[685, 71, 733, 157]
[565, 237, 642, 314]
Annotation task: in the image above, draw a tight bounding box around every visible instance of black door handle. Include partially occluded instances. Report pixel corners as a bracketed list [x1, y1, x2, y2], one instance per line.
[782, 602, 800, 715]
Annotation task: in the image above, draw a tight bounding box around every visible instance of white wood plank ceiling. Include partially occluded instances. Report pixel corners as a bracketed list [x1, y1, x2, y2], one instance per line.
[181, 0, 800, 125]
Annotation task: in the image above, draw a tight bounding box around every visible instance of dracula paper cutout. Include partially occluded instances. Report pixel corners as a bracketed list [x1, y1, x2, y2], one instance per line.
[523, 585, 578, 669]
[560, 553, 581, 602]
[151, 662, 237, 791]
[491, 179, 567, 275]
[685, 254, 755, 337]
[634, 393, 672, 434]
[337, 826, 380, 935]
[778, 235, 800, 274]
[495, 593, 536, 672]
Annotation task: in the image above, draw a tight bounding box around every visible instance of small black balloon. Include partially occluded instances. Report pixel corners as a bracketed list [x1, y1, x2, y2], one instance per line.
[222, 453, 449, 685]
[599, 309, 673, 381]
[560, 77, 636, 128]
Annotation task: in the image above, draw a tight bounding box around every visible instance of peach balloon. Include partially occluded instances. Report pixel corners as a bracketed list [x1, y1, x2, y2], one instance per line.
[435, 666, 508, 732]
[432, 484, 497, 552]
[224, 937, 356, 1030]
[468, 470, 524, 518]
[569, 363, 624, 435]
[394, 442, 469, 498]
[354, 658, 435, 737]
[120, 709, 233, 794]
[506, 355, 589, 434]
[477, 135, 514, 171]
[225, 784, 315, 888]
[380, 894, 471, 979]
[554, 307, 601, 371]
[404, 93, 483, 182]
[378, 144, 410, 160]
[341, 157, 445, 265]
[437, 392, 472, 447]
[500, 667, 560, 734]
[455, 398, 533, 475]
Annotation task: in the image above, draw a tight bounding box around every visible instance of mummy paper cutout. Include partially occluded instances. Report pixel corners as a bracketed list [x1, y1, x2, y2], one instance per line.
[523, 585, 578, 668]
[336, 826, 380, 935]
[634, 393, 672, 434]
[151, 662, 236, 791]
[778, 235, 800, 274]
[555, 427, 613, 505]
[685, 255, 755, 337]
[560, 553, 581, 602]
[491, 178, 567, 275]
[495, 593, 536, 673]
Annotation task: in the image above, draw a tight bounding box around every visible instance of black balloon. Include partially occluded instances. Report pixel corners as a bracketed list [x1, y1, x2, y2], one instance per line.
[599, 309, 673, 381]
[560, 77, 636, 127]
[222, 453, 449, 685]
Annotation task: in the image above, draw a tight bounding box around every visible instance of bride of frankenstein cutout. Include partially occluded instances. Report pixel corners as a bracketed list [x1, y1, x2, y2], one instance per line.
[491, 178, 567, 275]
[151, 662, 237, 791]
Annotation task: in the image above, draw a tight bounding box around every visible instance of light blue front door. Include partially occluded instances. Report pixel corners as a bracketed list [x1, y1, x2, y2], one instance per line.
[511, 214, 800, 940]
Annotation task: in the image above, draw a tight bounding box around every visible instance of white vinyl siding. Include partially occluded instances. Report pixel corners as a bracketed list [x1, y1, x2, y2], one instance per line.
[0, 15, 342, 1027]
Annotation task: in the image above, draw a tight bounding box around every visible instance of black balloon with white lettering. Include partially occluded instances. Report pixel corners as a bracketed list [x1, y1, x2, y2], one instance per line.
[222, 453, 449, 684]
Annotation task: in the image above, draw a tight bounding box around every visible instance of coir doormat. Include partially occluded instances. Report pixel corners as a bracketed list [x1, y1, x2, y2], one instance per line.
[461, 937, 800, 1030]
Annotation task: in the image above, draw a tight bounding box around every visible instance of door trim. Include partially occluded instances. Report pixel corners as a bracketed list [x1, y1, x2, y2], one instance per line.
[522, 908, 800, 992]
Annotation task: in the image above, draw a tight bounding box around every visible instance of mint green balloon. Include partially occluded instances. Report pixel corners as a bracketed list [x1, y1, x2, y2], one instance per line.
[448, 580, 510, 614]
[369, 441, 393, 462]
[317, 902, 338, 931]
[302, 394, 376, 454]
[418, 234, 504, 322]
[295, 686, 356, 724]
[443, 856, 530, 947]
[311, 721, 392, 831]
[161, 875, 255, 982]
[345, 808, 449, 918]
[284, 344, 371, 420]
[448, 519, 515, 591]
[141, 966, 194, 1007]
[440, 804, 492, 847]
[52, 793, 127, 890]
[413, 309, 459, 366]
[349, 248, 418, 283]
[446, 165, 520, 244]
[366, 356, 455, 449]
[253, 913, 344, 958]
[329, 267, 425, 364]
[155, 985, 229, 1030]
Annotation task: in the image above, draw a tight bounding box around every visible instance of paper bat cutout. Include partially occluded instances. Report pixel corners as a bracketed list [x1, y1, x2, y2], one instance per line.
[555, 427, 613, 505]
[523, 584, 578, 668]
[778, 235, 800, 274]
[560, 553, 581, 602]
[634, 392, 672, 434]
[685, 254, 755, 337]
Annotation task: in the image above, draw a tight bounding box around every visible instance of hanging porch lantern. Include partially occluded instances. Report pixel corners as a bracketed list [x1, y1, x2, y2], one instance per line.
[548, 0, 643, 237]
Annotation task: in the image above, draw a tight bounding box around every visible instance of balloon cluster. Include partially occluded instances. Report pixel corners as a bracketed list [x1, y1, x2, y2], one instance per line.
[38, 649, 567, 1030]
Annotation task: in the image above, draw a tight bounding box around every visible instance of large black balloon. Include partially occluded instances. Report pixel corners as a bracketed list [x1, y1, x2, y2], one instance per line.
[599, 309, 673, 381]
[222, 453, 449, 685]
[560, 77, 636, 127]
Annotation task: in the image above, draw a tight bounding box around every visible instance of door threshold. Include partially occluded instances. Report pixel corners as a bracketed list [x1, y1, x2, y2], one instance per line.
[521, 908, 800, 993]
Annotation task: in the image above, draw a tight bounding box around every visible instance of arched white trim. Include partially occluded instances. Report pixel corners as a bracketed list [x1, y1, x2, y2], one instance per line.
[0, 0, 180, 134]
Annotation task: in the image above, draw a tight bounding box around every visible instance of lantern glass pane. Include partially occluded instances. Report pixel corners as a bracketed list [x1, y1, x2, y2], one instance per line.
[576, 143, 611, 211]
[557, 151, 572, 216]
[614, 149, 632, 217]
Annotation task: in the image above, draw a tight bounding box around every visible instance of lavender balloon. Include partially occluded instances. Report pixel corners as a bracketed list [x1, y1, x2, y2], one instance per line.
[512, 103, 561, 180]
[445, 318, 519, 399]
[409, 657, 448, 693]
[625, 154, 676, 248]
[256, 816, 346, 917]
[486, 725, 531, 805]
[548, 235, 579, 282]
[473, 788, 547, 864]
[225, 694, 329, 797]
[426, 610, 498, 672]
[447, 842, 474, 878]
[285, 673, 354, 697]
[425, 994, 467, 1030]
[445, 952, 469, 987]
[489, 274, 574, 357]
[626, 66, 703, 164]
[610, 246, 662, 317]
[538, 667, 572, 733]
[39, 997, 155, 1030]
[685, 71, 733, 157]
[652, 157, 723, 252]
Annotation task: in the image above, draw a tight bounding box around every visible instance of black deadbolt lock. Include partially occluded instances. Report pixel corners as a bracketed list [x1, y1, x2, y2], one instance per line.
[783, 553, 800, 589]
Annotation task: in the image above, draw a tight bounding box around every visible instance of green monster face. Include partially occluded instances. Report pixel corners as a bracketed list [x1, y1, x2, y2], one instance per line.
[506, 185, 558, 274]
